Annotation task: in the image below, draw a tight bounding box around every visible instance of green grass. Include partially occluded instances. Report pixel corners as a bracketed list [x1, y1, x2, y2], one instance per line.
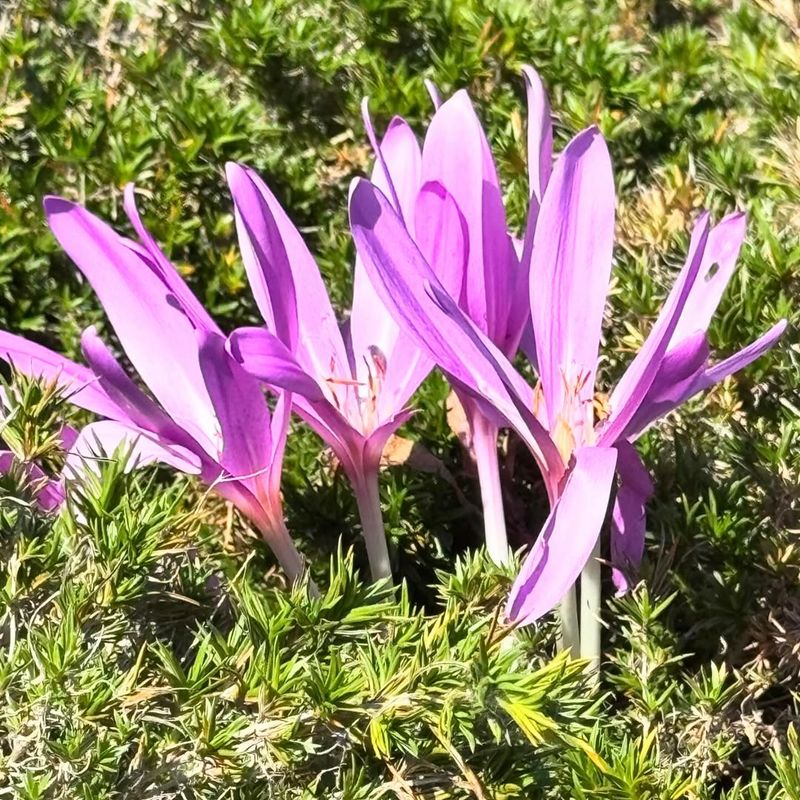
[1, 0, 800, 796]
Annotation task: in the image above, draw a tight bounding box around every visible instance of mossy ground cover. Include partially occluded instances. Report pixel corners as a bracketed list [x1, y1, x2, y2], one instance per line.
[0, 0, 799, 796]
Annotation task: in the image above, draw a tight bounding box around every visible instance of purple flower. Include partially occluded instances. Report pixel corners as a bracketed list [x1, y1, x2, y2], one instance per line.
[0, 188, 308, 581]
[351, 72, 554, 565]
[225, 160, 465, 582]
[0, 450, 65, 511]
[349, 81, 786, 627]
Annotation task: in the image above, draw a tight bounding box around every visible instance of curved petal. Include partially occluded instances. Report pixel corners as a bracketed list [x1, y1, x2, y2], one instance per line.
[65, 420, 202, 477]
[522, 65, 553, 204]
[123, 184, 219, 334]
[530, 126, 615, 428]
[80, 326, 192, 446]
[610, 441, 653, 594]
[599, 213, 711, 446]
[421, 89, 515, 342]
[350, 116, 424, 405]
[0, 331, 123, 420]
[621, 331, 709, 440]
[228, 327, 326, 402]
[197, 330, 272, 479]
[506, 446, 618, 626]
[225, 163, 349, 385]
[697, 319, 787, 389]
[669, 212, 746, 347]
[44, 197, 220, 455]
[0, 451, 64, 511]
[369, 181, 467, 419]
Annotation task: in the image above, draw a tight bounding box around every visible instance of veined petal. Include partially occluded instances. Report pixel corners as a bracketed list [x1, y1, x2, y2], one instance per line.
[421, 90, 514, 342]
[530, 126, 615, 427]
[350, 117, 424, 407]
[600, 213, 711, 446]
[621, 331, 709, 440]
[368, 181, 467, 419]
[349, 178, 563, 489]
[197, 330, 272, 479]
[66, 420, 202, 477]
[226, 163, 349, 385]
[80, 326, 191, 445]
[670, 212, 746, 347]
[123, 184, 219, 333]
[0, 330, 122, 420]
[506, 446, 618, 626]
[44, 197, 220, 455]
[610, 441, 653, 594]
[698, 319, 787, 389]
[228, 327, 326, 402]
[522, 65, 553, 204]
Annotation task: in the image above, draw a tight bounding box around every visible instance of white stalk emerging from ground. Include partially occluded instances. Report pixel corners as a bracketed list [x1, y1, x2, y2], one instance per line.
[352, 468, 392, 583]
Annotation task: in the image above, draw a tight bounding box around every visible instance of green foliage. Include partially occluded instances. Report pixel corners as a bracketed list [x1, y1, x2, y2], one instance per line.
[1, 0, 800, 795]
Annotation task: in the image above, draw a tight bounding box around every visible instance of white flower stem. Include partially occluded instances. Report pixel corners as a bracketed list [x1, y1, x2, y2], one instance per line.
[579, 537, 602, 675]
[353, 467, 393, 583]
[559, 586, 580, 657]
[470, 414, 509, 565]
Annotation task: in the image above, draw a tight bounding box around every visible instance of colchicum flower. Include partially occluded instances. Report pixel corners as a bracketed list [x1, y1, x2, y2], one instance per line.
[0, 189, 308, 581]
[225, 161, 464, 582]
[349, 76, 786, 655]
[351, 70, 554, 566]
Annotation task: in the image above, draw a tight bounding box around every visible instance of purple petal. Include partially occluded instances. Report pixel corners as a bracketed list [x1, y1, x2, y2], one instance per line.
[698, 319, 787, 389]
[506, 446, 618, 626]
[421, 90, 515, 342]
[80, 326, 192, 445]
[44, 197, 220, 455]
[621, 330, 710, 440]
[599, 213, 711, 446]
[349, 117, 425, 412]
[0, 451, 64, 511]
[122, 184, 219, 333]
[0, 331, 122, 420]
[522, 65, 553, 204]
[610, 441, 653, 593]
[225, 163, 350, 386]
[197, 330, 273, 479]
[66, 420, 202, 477]
[530, 126, 615, 429]
[669, 212, 746, 347]
[227, 327, 325, 402]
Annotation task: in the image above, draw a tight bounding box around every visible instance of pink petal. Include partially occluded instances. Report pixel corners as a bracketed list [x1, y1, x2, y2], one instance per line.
[421, 90, 515, 343]
[669, 212, 746, 347]
[225, 164, 350, 397]
[197, 330, 274, 481]
[600, 213, 711, 446]
[506, 446, 618, 626]
[522, 65, 553, 204]
[0, 331, 123, 420]
[610, 441, 653, 594]
[530, 126, 615, 429]
[349, 178, 564, 491]
[122, 184, 219, 334]
[44, 197, 220, 456]
[80, 326, 190, 444]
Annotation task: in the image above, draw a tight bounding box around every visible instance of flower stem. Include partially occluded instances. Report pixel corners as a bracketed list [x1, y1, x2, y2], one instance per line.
[470, 414, 509, 565]
[559, 586, 580, 657]
[579, 537, 602, 675]
[257, 510, 318, 596]
[353, 466, 393, 584]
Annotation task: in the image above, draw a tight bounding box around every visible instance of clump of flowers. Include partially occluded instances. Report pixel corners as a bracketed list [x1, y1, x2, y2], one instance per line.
[0, 66, 786, 666]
